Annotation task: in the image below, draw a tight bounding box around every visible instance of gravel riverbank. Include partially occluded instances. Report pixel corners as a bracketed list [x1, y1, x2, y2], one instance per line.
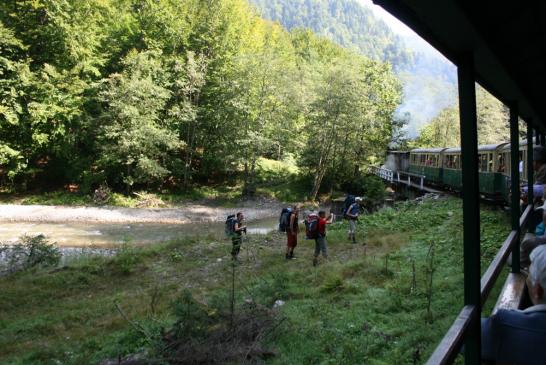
[0, 203, 282, 224]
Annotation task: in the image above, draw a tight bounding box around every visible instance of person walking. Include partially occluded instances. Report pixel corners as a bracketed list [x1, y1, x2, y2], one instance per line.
[345, 197, 362, 244]
[313, 210, 334, 266]
[286, 205, 300, 260]
[231, 212, 246, 260]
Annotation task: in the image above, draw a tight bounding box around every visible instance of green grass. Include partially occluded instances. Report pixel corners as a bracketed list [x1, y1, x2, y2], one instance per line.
[0, 197, 512, 364]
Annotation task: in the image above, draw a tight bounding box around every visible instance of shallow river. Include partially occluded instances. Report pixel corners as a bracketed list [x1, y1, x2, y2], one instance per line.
[0, 216, 279, 248]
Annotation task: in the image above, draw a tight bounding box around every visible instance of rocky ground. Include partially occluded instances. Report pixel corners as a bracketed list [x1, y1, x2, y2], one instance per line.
[0, 201, 283, 224]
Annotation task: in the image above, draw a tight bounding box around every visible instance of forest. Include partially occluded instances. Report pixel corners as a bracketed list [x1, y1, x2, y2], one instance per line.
[0, 0, 403, 201]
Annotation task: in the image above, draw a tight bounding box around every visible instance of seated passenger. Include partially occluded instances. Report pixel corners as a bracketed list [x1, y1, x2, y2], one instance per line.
[521, 208, 546, 268]
[534, 146, 546, 184]
[481, 245, 546, 364]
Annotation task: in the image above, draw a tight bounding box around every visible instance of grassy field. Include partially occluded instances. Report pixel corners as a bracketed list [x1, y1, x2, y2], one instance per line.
[0, 197, 511, 364]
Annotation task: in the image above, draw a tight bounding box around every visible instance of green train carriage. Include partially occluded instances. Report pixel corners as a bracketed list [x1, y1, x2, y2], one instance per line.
[406, 141, 530, 202]
[408, 148, 446, 184]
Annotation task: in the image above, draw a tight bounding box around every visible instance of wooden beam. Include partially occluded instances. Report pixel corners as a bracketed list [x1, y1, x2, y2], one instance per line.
[457, 53, 481, 365]
[425, 306, 477, 365]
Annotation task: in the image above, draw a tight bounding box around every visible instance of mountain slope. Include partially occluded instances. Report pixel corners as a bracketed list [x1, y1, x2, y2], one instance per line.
[250, 0, 413, 70]
[250, 0, 458, 137]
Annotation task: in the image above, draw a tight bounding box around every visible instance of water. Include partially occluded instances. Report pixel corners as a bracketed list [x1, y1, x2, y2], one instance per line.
[0, 216, 279, 248]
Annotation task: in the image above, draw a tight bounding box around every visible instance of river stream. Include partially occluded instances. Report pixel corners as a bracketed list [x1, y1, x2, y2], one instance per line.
[0, 216, 279, 248]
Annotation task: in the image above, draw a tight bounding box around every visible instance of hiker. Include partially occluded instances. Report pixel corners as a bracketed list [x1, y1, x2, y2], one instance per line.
[285, 205, 299, 260]
[313, 210, 334, 266]
[345, 197, 362, 244]
[230, 212, 246, 260]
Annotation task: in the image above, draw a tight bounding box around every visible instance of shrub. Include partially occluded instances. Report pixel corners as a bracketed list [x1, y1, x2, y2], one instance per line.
[0, 235, 61, 274]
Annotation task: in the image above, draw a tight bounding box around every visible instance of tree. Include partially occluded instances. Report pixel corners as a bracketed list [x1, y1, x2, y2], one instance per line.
[96, 50, 181, 192]
[303, 56, 401, 201]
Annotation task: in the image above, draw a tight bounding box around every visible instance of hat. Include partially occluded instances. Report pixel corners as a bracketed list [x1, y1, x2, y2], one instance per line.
[530, 245, 546, 293]
[533, 146, 546, 163]
[355, 197, 363, 202]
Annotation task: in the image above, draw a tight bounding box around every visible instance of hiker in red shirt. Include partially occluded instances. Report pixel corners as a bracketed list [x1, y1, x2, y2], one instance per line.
[313, 210, 334, 266]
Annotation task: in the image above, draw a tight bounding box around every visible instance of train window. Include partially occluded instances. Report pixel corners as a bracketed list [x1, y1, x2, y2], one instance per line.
[488, 153, 493, 172]
[497, 154, 505, 173]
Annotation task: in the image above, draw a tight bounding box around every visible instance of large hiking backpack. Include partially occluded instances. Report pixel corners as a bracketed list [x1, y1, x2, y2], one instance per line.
[225, 214, 237, 236]
[278, 208, 292, 232]
[305, 213, 319, 239]
[343, 195, 356, 217]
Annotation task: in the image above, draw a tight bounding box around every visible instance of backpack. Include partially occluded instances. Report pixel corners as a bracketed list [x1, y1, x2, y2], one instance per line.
[225, 214, 237, 236]
[343, 195, 356, 217]
[349, 203, 359, 216]
[278, 208, 292, 232]
[305, 213, 319, 239]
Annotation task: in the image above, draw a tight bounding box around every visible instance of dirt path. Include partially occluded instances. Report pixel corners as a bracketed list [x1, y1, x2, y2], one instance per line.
[0, 202, 282, 224]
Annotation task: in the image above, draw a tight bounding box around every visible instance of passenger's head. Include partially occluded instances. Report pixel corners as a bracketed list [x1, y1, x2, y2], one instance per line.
[533, 146, 546, 170]
[293, 204, 300, 213]
[236, 212, 244, 221]
[318, 210, 326, 218]
[529, 245, 546, 301]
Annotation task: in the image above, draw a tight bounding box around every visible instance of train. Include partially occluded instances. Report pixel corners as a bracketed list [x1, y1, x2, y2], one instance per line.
[385, 141, 532, 202]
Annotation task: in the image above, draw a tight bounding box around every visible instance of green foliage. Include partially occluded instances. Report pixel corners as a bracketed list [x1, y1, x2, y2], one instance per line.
[342, 174, 386, 204]
[0, 0, 403, 201]
[250, 0, 414, 69]
[109, 244, 144, 275]
[0, 235, 61, 273]
[96, 50, 181, 191]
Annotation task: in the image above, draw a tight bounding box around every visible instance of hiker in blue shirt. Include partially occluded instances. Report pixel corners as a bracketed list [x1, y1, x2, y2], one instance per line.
[345, 197, 362, 244]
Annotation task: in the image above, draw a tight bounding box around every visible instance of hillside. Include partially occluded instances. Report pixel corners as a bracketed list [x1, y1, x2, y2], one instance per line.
[250, 0, 413, 70]
[250, 0, 458, 137]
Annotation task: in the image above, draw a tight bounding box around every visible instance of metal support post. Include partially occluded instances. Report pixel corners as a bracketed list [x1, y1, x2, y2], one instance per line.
[510, 105, 520, 273]
[527, 125, 534, 218]
[536, 130, 540, 145]
[541, 133, 545, 146]
[458, 53, 480, 365]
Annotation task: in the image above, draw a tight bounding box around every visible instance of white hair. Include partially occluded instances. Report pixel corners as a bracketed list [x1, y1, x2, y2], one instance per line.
[530, 245, 546, 295]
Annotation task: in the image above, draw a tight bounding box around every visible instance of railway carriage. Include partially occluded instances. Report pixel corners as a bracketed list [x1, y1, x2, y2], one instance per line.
[477, 143, 509, 200]
[497, 141, 531, 201]
[408, 148, 446, 183]
[395, 140, 532, 203]
[441, 147, 462, 190]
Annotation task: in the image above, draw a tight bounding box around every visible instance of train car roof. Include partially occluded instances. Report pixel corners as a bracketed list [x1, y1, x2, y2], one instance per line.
[478, 143, 509, 151]
[410, 148, 447, 153]
[387, 150, 410, 154]
[500, 140, 536, 151]
[443, 147, 461, 153]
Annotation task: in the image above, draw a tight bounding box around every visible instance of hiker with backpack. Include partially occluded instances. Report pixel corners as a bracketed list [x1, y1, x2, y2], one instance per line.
[226, 212, 246, 260]
[344, 195, 362, 244]
[285, 205, 300, 260]
[313, 210, 334, 266]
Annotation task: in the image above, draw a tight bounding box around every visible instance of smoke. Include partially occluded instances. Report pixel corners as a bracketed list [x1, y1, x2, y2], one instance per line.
[396, 42, 458, 138]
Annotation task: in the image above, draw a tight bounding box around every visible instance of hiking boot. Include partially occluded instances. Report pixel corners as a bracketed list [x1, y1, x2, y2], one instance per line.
[285, 253, 290, 260]
[313, 257, 318, 266]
